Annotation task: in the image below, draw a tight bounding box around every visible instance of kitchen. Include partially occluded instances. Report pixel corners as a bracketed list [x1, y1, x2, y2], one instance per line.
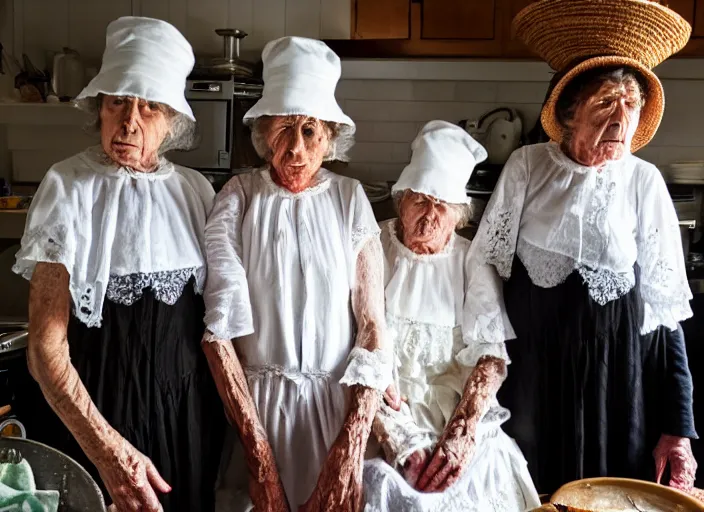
[1, 0, 704, 509]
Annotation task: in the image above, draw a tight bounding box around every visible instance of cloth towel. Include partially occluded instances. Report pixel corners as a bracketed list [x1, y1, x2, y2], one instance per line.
[0, 459, 60, 512]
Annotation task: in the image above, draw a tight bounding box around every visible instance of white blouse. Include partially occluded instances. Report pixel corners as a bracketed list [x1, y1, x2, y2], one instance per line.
[375, 219, 513, 466]
[202, 167, 391, 508]
[473, 142, 692, 334]
[13, 146, 214, 327]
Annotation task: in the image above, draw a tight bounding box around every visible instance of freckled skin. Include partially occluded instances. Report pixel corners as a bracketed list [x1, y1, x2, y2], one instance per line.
[562, 79, 642, 168]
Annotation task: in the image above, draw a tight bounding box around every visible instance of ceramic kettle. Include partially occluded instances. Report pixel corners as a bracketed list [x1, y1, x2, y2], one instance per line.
[51, 47, 85, 100]
[463, 108, 523, 165]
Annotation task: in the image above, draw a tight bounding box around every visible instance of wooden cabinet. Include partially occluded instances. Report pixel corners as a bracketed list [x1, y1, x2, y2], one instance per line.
[327, 0, 704, 59]
[330, 0, 508, 58]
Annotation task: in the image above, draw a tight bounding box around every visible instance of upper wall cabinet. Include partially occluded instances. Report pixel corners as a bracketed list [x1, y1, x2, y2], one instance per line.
[327, 0, 704, 58]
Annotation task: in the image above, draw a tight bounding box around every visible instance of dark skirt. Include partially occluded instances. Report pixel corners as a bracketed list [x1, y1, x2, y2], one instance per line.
[498, 258, 696, 495]
[46, 280, 226, 511]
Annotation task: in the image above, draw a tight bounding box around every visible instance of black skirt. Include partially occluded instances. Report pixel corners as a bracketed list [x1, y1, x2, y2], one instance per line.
[498, 258, 696, 495]
[43, 280, 226, 511]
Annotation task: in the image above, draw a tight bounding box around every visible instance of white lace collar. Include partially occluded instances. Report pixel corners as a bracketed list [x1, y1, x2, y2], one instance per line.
[545, 141, 625, 175]
[260, 166, 332, 198]
[387, 219, 456, 261]
[80, 145, 174, 180]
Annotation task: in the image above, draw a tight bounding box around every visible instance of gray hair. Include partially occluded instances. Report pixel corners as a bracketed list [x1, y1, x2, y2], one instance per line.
[392, 190, 472, 229]
[249, 116, 355, 163]
[555, 66, 648, 129]
[73, 94, 199, 153]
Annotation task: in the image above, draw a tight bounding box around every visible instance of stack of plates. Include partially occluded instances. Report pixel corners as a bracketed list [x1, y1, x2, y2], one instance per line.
[664, 162, 704, 185]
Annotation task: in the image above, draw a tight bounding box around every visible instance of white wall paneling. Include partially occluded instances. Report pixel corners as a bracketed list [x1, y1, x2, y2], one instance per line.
[285, 0, 321, 40]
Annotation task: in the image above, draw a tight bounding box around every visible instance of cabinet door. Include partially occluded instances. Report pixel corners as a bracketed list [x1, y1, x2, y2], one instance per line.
[353, 0, 411, 39]
[664, 0, 696, 26]
[695, 0, 704, 36]
[502, 0, 540, 57]
[421, 1, 496, 40]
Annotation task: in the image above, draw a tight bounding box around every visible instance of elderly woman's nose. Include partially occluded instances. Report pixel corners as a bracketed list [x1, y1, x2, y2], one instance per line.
[287, 130, 306, 156]
[121, 100, 140, 131]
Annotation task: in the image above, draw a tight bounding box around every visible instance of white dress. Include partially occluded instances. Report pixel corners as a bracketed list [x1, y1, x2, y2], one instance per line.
[363, 220, 540, 512]
[203, 167, 392, 510]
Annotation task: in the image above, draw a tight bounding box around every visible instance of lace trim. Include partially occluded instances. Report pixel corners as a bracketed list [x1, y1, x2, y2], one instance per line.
[340, 347, 394, 391]
[352, 225, 381, 251]
[259, 166, 332, 198]
[386, 219, 456, 261]
[480, 209, 516, 280]
[516, 240, 574, 288]
[577, 265, 635, 306]
[639, 228, 693, 333]
[517, 241, 636, 305]
[455, 341, 510, 368]
[375, 402, 435, 468]
[105, 267, 204, 306]
[387, 315, 455, 375]
[244, 364, 332, 384]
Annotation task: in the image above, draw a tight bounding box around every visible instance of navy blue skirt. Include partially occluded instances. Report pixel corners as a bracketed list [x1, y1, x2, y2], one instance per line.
[498, 259, 696, 495]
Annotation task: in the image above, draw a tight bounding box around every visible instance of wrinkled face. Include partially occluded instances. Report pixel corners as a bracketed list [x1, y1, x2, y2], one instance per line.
[100, 95, 172, 172]
[398, 190, 458, 255]
[564, 78, 643, 167]
[264, 115, 331, 193]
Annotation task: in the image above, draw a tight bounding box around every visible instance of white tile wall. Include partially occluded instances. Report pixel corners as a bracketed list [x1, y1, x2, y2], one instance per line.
[7, 0, 351, 67]
[335, 78, 704, 182]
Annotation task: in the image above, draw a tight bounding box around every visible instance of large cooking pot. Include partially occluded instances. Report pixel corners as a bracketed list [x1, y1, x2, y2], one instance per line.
[0, 437, 106, 511]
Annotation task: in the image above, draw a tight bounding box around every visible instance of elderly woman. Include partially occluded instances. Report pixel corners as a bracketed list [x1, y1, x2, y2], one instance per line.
[201, 36, 391, 512]
[362, 121, 540, 512]
[13, 17, 225, 511]
[470, 0, 698, 497]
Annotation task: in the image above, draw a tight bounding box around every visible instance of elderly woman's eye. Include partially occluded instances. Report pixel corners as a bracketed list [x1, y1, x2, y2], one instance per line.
[303, 126, 315, 137]
[112, 97, 124, 105]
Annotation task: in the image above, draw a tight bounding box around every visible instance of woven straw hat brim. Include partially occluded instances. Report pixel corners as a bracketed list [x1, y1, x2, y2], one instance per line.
[513, 0, 691, 72]
[541, 56, 663, 153]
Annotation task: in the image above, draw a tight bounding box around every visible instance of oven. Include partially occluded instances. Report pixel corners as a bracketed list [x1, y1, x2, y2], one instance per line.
[168, 76, 263, 181]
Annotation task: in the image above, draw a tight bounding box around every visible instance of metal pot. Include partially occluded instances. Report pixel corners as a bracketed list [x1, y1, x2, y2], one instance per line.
[210, 29, 254, 77]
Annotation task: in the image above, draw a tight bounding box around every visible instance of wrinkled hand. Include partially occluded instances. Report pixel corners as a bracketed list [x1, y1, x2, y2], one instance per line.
[654, 434, 697, 492]
[98, 439, 170, 512]
[383, 384, 402, 411]
[247, 442, 289, 512]
[416, 419, 476, 493]
[403, 449, 430, 488]
[299, 431, 365, 512]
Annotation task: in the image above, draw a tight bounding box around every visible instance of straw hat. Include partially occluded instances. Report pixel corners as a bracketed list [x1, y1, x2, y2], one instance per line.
[513, 0, 691, 152]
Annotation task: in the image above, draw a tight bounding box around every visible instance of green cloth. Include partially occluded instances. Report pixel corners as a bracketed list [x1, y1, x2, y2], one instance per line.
[0, 459, 60, 511]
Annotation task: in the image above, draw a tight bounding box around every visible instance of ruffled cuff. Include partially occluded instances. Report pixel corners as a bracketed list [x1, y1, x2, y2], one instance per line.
[641, 300, 693, 335]
[340, 347, 393, 391]
[456, 341, 510, 368]
[374, 403, 435, 468]
[203, 306, 255, 342]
